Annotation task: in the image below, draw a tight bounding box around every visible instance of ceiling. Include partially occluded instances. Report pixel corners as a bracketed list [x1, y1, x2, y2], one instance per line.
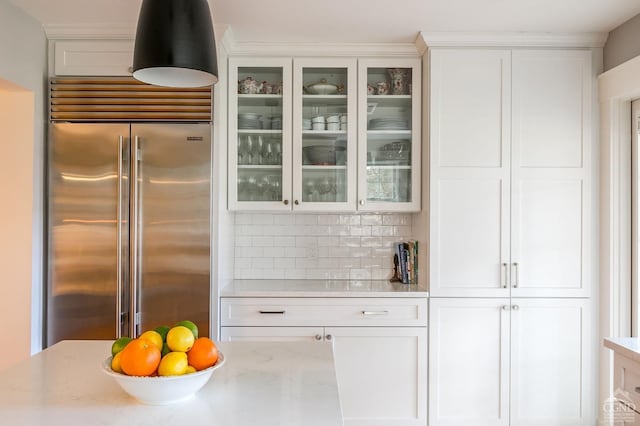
[8, 0, 640, 44]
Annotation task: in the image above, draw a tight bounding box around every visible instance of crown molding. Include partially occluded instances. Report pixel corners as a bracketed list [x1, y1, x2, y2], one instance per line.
[224, 39, 420, 57]
[44, 24, 136, 40]
[418, 31, 608, 48]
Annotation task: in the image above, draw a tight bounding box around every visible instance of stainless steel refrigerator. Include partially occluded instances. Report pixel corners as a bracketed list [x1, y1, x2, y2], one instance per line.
[46, 122, 212, 346]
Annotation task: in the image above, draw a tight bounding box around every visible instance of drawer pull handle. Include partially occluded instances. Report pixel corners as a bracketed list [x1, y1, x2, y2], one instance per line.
[362, 310, 389, 316]
[635, 387, 640, 394]
[258, 310, 286, 315]
[325, 334, 332, 341]
[314, 334, 322, 341]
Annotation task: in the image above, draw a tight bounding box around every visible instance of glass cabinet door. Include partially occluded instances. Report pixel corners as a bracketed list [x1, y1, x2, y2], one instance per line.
[228, 57, 292, 210]
[292, 58, 357, 211]
[358, 58, 421, 211]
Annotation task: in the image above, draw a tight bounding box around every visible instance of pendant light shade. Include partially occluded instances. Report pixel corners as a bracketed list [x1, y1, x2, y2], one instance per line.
[133, 0, 218, 88]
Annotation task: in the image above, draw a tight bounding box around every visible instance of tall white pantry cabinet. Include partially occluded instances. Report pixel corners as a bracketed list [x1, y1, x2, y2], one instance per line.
[428, 48, 595, 425]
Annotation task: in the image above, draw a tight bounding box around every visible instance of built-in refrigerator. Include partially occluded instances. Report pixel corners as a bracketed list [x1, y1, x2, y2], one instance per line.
[46, 122, 212, 346]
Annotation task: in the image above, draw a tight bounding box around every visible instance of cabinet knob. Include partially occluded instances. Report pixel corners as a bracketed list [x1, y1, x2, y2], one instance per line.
[359, 200, 365, 206]
[283, 199, 289, 205]
[314, 334, 322, 341]
[325, 334, 332, 341]
[512, 305, 520, 311]
[294, 200, 299, 205]
[502, 305, 509, 311]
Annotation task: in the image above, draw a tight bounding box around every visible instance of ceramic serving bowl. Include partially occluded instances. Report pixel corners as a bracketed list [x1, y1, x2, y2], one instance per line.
[101, 352, 225, 405]
[305, 79, 339, 95]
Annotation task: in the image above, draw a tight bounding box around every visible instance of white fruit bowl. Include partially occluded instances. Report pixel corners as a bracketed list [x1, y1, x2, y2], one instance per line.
[101, 352, 225, 405]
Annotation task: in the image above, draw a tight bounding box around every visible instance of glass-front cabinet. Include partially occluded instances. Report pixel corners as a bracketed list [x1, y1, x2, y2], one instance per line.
[292, 58, 357, 211]
[228, 56, 421, 212]
[357, 58, 421, 211]
[228, 57, 292, 211]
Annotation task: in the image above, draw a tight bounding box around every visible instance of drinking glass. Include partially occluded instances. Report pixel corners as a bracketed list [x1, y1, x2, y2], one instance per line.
[252, 136, 264, 165]
[244, 135, 254, 165]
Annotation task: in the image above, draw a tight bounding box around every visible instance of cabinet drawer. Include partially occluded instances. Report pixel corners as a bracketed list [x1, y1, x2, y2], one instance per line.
[220, 297, 428, 327]
[614, 353, 640, 413]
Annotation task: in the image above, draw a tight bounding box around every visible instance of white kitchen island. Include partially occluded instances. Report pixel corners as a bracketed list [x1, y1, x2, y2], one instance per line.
[0, 340, 343, 426]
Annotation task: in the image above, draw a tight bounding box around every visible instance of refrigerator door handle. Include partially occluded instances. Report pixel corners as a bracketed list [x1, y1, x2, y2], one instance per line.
[116, 136, 124, 338]
[130, 135, 141, 337]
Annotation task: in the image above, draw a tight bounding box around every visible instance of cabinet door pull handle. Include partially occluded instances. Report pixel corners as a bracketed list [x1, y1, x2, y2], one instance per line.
[283, 199, 289, 205]
[501, 263, 508, 288]
[314, 334, 322, 341]
[502, 305, 510, 311]
[512, 262, 519, 288]
[512, 305, 519, 311]
[359, 200, 365, 206]
[325, 334, 332, 341]
[362, 310, 389, 316]
[294, 200, 299, 205]
[258, 310, 286, 315]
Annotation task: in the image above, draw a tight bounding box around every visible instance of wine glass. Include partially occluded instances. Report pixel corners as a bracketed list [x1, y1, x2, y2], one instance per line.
[245, 135, 254, 165]
[253, 136, 264, 165]
[304, 178, 316, 202]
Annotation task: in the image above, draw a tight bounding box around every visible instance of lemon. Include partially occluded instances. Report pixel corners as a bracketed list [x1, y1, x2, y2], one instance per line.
[111, 351, 123, 373]
[139, 330, 163, 351]
[111, 337, 132, 356]
[167, 326, 195, 352]
[158, 352, 188, 376]
[186, 365, 196, 374]
[175, 320, 199, 339]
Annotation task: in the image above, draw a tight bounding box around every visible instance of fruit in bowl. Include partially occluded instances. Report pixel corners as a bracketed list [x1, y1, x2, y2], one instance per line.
[103, 320, 225, 404]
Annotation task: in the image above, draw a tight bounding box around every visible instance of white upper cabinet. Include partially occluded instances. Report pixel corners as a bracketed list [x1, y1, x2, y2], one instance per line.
[53, 40, 134, 76]
[228, 56, 421, 212]
[429, 48, 592, 298]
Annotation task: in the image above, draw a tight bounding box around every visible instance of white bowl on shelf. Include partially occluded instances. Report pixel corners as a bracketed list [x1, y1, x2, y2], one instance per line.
[101, 352, 225, 405]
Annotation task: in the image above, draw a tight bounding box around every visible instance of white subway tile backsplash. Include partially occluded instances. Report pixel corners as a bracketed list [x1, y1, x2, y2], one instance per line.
[233, 213, 413, 280]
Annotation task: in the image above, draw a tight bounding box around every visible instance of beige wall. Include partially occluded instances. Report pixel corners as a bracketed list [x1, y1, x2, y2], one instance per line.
[0, 83, 34, 370]
[604, 13, 640, 71]
[0, 1, 47, 355]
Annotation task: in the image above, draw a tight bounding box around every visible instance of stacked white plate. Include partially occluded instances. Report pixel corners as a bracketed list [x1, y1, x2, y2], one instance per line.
[238, 113, 262, 129]
[369, 118, 408, 130]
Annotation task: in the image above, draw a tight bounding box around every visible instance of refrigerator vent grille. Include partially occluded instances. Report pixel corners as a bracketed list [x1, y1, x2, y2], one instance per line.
[49, 77, 212, 122]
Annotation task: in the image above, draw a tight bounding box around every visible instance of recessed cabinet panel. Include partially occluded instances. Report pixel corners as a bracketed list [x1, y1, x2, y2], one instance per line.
[510, 298, 590, 425]
[512, 176, 585, 296]
[512, 50, 590, 168]
[328, 327, 427, 426]
[431, 175, 509, 297]
[430, 49, 510, 168]
[429, 298, 510, 426]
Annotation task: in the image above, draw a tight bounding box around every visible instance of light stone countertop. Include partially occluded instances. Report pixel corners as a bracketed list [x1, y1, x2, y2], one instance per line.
[0, 340, 343, 426]
[604, 337, 640, 362]
[220, 279, 429, 298]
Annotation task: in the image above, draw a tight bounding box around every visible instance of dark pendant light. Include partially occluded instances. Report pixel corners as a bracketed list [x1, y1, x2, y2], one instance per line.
[133, 0, 218, 88]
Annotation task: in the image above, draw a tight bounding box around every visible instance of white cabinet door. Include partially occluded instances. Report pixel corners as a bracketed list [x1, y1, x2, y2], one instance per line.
[357, 57, 422, 212]
[220, 326, 323, 342]
[429, 298, 510, 426]
[429, 49, 511, 297]
[510, 50, 592, 298]
[292, 57, 357, 211]
[54, 40, 133, 76]
[326, 326, 428, 426]
[510, 298, 591, 426]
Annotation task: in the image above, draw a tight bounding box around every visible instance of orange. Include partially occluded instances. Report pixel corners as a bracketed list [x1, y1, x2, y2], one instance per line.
[119, 338, 161, 376]
[187, 337, 218, 371]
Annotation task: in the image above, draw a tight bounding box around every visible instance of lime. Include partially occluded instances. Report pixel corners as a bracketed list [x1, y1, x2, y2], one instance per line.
[166, 325, 195, 352]
[139, 330, 163, 351]
[111, 351, 124, 373]
[111, 336, 132, 356]
[175, 320, 198, 339]
[158, 352, 188, 376]
[154, 325, 170, 342]
[161, 342, 171, 357]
